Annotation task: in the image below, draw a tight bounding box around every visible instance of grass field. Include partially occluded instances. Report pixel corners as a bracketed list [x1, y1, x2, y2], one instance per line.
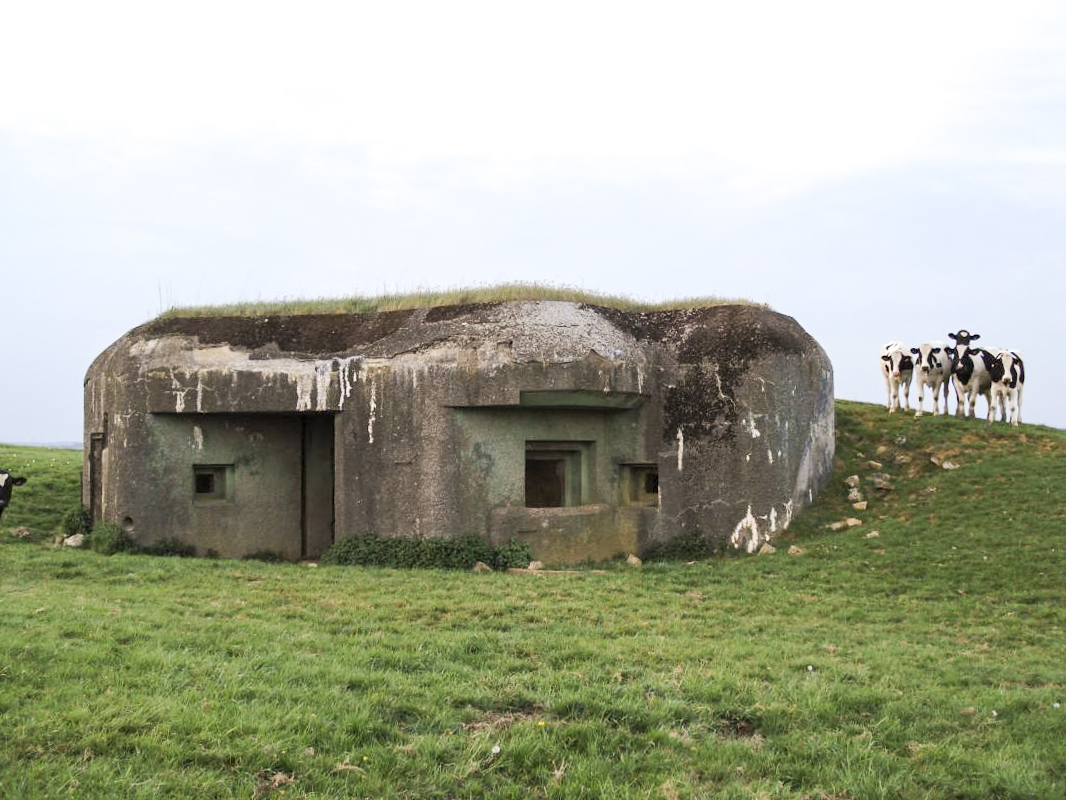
[2, 402, 1065, 799]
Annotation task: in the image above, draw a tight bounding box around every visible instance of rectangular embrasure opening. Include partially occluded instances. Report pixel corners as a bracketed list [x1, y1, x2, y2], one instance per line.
[621, 463, 659, 506]
[525, 442, 591, 507]
[193, 465, 232, 501]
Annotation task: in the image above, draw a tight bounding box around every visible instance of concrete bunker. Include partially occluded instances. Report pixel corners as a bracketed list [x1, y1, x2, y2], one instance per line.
[84, 301, 834, 563]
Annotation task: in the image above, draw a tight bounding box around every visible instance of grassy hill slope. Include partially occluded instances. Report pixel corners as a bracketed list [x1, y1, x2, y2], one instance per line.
[2, 403, 1065, 799]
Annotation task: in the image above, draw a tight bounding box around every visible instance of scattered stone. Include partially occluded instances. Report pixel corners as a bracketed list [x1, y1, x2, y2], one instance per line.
[923, 486, 939, 494]
[472, 561, 493, 573]
[942, 460, 960, 470]
[852, 501, 868, 511]
[875, 445, 889, 455]
[960, 707, 978, 716]
[787, 545, 806, 555]
[865, 531, 880, 538]
[757, 543, 776, 555]
[828, 521, 848, 532]
[303, 562, 319, 568]
[63, 534, 85, 548]
[528, 560, 545, 571]
[869, 473, 894, 491]
[872, 548, 886, 555]
[847, 487, 864, 503]
[893, 454, 911, 465]
[626, 553, 643, 568]
[844, 475, 861, 488]
[12, 527, 31, 539]
[894, 435, 907, 445]
[865, 460, 883, 470]
[508, 567, 608, 575]
[845, 518, 863, 527]
[929, 455, 942, 466]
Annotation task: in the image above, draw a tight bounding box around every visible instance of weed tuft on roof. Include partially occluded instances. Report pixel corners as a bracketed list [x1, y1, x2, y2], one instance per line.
[158, 282, 763, 319]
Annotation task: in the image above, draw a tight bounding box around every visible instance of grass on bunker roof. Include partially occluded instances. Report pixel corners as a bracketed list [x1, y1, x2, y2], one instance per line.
[157, 282, 764, 319]
[2, 402, 1066, 799]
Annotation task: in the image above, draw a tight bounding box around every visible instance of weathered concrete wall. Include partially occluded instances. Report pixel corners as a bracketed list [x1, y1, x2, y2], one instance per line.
[85, 301, 833, 563]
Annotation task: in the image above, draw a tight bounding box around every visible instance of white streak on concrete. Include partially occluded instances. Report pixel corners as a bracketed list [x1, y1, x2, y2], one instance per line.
[769, 506, 778, 533]
[637, 368, 645, 394]
[315, 362, 333, 411]
[196, 375, 204, 413]
[730, 505, 762, 553]
[193, 426, 204, 451]
[713, 367, 735, 409]
[295, 372, 314, 411]
[368, 380, 378, 444]
[676, 427, 684, 472]
[746, 413, 761, 439]
[783, 500, 794, 530]
[173, 377, 186, 413]
[767, 448, 774, 464]
[340, 362, 353, 407]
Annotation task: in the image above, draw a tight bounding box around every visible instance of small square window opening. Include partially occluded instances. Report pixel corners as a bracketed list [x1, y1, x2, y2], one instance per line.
[194, 465, 231, 501]
[621, 464, 659, 506]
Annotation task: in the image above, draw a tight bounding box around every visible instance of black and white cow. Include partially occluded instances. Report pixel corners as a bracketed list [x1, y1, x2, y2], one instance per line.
[0, 469, 28, 523]
[948, 329, 992, 419]
[988, 349, 1025, 426]
[910, 340, 953, 417]
[880, 341, 913, 413]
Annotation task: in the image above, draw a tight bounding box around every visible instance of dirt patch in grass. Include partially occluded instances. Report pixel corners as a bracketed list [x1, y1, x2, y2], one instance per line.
[462, 708, 545, 733]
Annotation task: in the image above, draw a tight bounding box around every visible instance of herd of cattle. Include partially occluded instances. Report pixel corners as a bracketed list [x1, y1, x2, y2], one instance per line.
[880, 329, 1025, 426]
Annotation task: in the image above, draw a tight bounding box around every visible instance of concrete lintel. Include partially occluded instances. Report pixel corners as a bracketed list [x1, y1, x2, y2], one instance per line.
[518, 390, 645, 410]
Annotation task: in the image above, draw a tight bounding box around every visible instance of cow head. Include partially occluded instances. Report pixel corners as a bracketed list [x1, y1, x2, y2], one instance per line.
[948, 330, 980, 347]
[989, 351, 1024, 388]
[988, 353, 1005, 383]
[912, 343, 946, 373]
[881, 346, 910, 378]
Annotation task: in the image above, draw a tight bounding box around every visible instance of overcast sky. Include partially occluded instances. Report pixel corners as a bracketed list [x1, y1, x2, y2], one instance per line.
[2, 0, 1065, 445]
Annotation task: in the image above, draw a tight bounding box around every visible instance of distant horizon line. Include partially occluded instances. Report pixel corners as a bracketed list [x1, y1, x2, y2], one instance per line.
[1, 441, 82, 450]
